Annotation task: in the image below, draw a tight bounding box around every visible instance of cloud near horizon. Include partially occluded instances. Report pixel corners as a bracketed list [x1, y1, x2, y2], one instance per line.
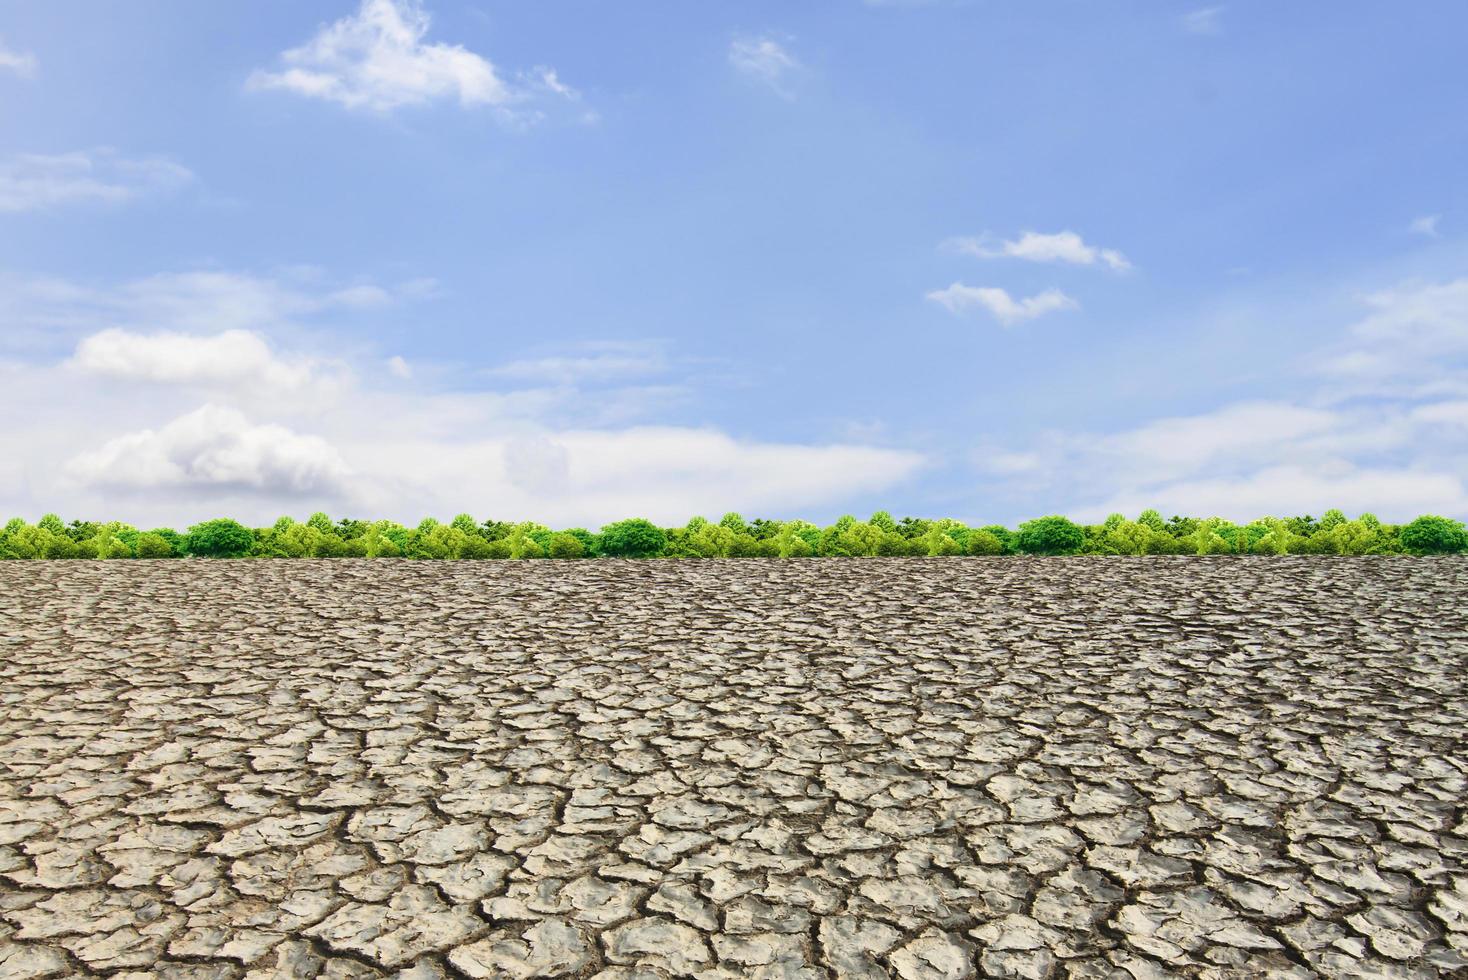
[977, 277, 1468, 522]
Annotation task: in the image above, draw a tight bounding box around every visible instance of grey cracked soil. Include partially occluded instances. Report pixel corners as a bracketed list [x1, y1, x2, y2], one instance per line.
[2, 557, 1466, 978]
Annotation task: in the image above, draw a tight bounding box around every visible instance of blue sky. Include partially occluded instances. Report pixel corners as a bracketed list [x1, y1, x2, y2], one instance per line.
[2, 1, 1466, 527]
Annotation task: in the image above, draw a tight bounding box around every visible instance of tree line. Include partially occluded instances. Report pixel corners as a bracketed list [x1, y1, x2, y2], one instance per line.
[2, 510, 1465, 559]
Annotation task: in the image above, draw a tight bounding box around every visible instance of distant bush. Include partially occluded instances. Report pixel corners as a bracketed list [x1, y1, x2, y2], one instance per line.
[2, 509, 1464, 560]
[1399, 515, 1468, 555]
[184, 519, 254, 558]
[598, 518, 667, 558]
[1016, 516, 1085, 555]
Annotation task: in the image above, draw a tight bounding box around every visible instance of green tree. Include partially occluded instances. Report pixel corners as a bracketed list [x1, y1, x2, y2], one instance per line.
[306, 511, 334, 532]
[978, 525, 1016, 554]
[185, 519, 255, 558]
[598, 519, 667, 558]
[1399, 515, 1468, 555]
[718, 512, 749, 535]
[450, 513, 481, 537]
[966, 529, 1005, 555]
[548, 533, 586, 559]
[135, 532, 176, 558]
[38, 514, 66, 536]
[1015, 516, 1085, 555]
[869, 511, 898, 534]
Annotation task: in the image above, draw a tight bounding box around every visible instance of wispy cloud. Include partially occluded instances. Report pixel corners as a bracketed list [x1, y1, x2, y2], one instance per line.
[1182, 6, 1224, 35]
[0, 149, 193, 213]
[489, 342, 671, 386]
[0, 37, 36, 78]
[948, 230, 1131, 272]
[1409, 214, 1442, 238]
[248, 0, 576, 117]
[976, 277, 1468, 521]
[926, 283, 1078, 324]
[729, 35, 802, 98]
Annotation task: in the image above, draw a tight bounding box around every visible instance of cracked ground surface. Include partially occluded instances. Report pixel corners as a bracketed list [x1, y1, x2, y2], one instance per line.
[1, 557, 1466, 979]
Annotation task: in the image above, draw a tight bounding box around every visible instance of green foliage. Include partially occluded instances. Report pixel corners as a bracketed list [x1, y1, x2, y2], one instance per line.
[869, 510, 898, 534]
[548, 533, 586, 559]
[1016, 516, 1085, 555]
[185, 519, 254, 558]
[1399, 515, 1468, 555]
[978, 525, 1016, 554]
[966, 530, 1004, 555]
[2, 509, 1463, 561]
[718, 512, 749, 535]
[598, 518, 667, 558]
[135, 532, 176, 558]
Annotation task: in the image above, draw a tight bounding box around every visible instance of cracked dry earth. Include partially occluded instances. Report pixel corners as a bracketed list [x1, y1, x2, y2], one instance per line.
[1, 559, 1466, 980]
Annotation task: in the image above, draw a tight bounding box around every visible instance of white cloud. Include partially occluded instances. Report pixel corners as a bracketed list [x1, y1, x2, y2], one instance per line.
[66, 404, 352, 497]
[70, 328, 330, 391]
[1316, 278, 1468, 396]
[1080, 465, 1467, 524]
[0, 38, 36, 77]
[0, 277, 926, 526]
[0, 149, 192, 213]
[489, 342, 670, 386]
[1182, 6, 1224, 35]
[926, 283, 1078, 324]
[247, 0, 570, 115]
[950, 230, 1131, 272]
[729, 35, 801, 98]
[386, 355, 412, 379]
[1408, 214, 1441, 238]
[973, 277, 1468, 521]
[0, 269, 420, 354]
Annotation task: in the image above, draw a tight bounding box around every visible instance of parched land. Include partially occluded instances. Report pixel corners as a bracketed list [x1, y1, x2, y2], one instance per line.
[1, 558, 1465, 979]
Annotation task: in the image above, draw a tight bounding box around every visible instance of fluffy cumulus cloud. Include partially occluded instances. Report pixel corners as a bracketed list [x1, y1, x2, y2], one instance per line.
[70, 328, 326, 390]
[926, 283, 1078, 324]
[66, 404, 352, 496]
[728, 35, 801, 98]
[0, 149, 193, 213]
[950, 231, 1131, 272]
[0, 37, 36, 77]
[247, 0, 573, 114]
[976, 277, 1468, 521]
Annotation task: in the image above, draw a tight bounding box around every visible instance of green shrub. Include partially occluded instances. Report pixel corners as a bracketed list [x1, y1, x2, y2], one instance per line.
[1399, 515, 1468, 555]
[135, 532, 176, 558]
[598, 519, 667, 558]
[185, 519, 255, 558]
[548, 533, 586, 559]
[1016, 516, 1084, 555]
[966, 530, 1004, 555]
